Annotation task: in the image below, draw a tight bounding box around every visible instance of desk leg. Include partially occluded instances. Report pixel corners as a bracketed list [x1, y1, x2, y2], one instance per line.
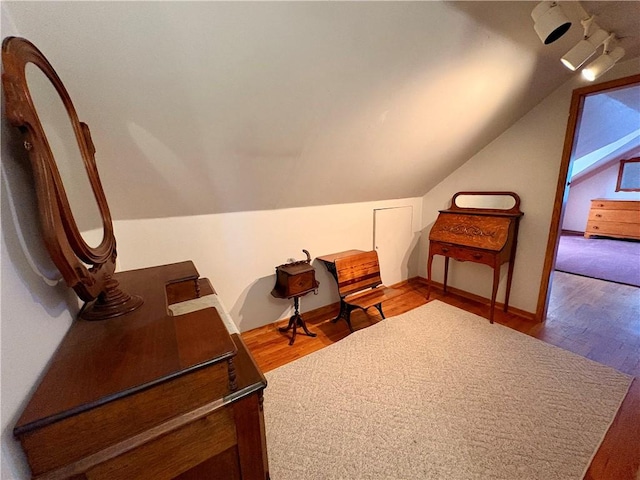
[427, 254, 449, 299]
[489, 265, 500, 324]
[443, 257, 450, 294]
[427, 254, 434, 299]
[328, 300, 354, 333]
[504, 260, 515, 312]
[321, 260, 350, 324]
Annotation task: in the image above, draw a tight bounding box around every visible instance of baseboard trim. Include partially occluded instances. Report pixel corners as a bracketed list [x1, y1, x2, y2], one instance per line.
[263, 276, 535, 332]
[413, 277, 536, 322]
[270, 278, 416, 328]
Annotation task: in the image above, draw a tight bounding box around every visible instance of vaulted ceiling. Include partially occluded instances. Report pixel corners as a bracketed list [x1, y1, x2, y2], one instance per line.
[570, 84, 640, 182]
[3, 1, 639, 220]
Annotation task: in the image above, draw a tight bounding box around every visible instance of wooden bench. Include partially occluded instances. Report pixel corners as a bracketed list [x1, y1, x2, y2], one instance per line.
[333, 250, 401, 332]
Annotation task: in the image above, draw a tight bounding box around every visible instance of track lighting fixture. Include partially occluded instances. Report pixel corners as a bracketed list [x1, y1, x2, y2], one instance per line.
[534, 4, 627, 80]
[582, 34, 626, 81]
[561, 16, 609, 71]
[531, 1, 572, 45]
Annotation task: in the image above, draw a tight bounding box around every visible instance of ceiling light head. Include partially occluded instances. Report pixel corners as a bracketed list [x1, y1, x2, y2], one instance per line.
[531, 1, 572, 45]
[582, 45, 625, 81]
[561, 28, 609, 71]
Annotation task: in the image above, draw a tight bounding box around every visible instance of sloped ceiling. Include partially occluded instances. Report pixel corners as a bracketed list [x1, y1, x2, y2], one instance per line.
[570, 84, 640, 181]
[3, 1, 640, 220]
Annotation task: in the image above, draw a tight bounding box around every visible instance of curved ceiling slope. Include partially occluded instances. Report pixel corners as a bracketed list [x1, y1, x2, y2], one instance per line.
[4, 1, 639, 219]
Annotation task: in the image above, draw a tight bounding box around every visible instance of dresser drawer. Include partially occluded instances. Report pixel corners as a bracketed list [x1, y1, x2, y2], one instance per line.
[590, 200, 640, 211]
[589, 208, 640, 224]
[430, 243, 494, 266]
[84, 404, 237, 479]
[585, 200, 640, 240]
[21, 361, 232, 476]
[585, 221, 640, 239]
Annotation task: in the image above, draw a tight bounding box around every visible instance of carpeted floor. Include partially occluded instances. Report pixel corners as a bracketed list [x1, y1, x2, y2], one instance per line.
[555, 234, 640, 287]
[264, 301, 633, 480]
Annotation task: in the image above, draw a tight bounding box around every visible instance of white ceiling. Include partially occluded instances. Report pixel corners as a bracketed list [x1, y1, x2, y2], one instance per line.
[3, 1, 639, 220]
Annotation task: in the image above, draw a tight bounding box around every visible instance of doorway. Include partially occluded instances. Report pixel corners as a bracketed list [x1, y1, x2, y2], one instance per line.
[536, 73, 640, 322]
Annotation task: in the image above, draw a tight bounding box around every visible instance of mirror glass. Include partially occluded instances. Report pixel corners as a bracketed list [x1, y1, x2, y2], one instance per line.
[454, 194, 516, 210]
[25, 63, 103, 247]
[616, 158, 640, 191]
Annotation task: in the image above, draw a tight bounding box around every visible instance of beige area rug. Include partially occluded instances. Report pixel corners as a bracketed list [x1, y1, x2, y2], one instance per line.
[264, 300, 633, 480]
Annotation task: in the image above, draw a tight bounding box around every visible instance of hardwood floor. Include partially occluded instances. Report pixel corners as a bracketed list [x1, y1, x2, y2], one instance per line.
[241, 273, 640, 480]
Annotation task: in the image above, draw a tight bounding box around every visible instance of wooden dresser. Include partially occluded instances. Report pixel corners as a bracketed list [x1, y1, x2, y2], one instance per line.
[427, 192, 523, 323]
[584, 199, 640, 240]
[14, 261, 269, 480]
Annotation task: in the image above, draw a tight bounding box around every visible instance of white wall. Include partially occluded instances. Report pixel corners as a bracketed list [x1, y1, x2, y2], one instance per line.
[419, 58, 640, 315]
[0, 21, 81, 480]
[113, 197, 423, 333]
[563, 162, 640, 232]
[1, 9, 82, 479]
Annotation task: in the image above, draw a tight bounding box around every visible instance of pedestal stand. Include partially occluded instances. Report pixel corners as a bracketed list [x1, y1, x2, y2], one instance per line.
[271, 254, 319, 345]
[278, 296, 317, 345]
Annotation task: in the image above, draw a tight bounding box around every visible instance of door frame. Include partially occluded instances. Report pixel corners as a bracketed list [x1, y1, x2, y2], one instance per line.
[535, 73, 640, 322]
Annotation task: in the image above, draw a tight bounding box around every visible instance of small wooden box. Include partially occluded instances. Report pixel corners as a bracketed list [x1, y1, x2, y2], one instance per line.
[271, 262, 318, 299]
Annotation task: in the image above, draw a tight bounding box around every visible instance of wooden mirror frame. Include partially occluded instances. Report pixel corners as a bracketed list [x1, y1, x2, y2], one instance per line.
[450, 191, 521, 215]
[2, 36, 142, 319]
[615, 157, 640, 192]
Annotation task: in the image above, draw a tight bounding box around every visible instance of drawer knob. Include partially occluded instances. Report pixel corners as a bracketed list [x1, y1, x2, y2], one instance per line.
[593, 226, 599, 230]
[597, 204, 604, 207]
[595, 214, 602, 218]
[472, 253, 482, 259]
[442, 247, 449, 253]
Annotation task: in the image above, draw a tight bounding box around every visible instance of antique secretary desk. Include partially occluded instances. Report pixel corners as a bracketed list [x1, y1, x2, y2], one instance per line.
[3, 37, 269, 479]
[427, 191, 524, 323]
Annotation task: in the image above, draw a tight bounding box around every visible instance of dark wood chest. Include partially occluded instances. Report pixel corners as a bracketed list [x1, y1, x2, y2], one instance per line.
[14, 262, 269, 480]
[271, 262, 318, 299]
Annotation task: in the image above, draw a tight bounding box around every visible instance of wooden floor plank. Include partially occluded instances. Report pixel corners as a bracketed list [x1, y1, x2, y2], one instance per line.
[241, 272, 639, 480]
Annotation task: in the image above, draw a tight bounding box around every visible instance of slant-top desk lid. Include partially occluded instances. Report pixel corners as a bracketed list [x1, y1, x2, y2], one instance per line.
[429, 191, 523, 252]
[15, 261, 237, 434]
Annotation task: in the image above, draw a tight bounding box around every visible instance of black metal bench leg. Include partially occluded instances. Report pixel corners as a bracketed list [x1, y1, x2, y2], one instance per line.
[374, 303, 385, 319]
[343, 306, 354, 333]
[332, 299, 347, 324]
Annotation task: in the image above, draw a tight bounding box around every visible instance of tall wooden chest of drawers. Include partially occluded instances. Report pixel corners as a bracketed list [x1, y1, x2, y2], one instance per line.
[584, 199, 640, 240]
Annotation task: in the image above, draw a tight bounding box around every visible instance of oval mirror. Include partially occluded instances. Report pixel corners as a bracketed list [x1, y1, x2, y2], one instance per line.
[25, 62, 104, 249]
[454, 193, 517, 210]
[2, 36, 141, 320]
